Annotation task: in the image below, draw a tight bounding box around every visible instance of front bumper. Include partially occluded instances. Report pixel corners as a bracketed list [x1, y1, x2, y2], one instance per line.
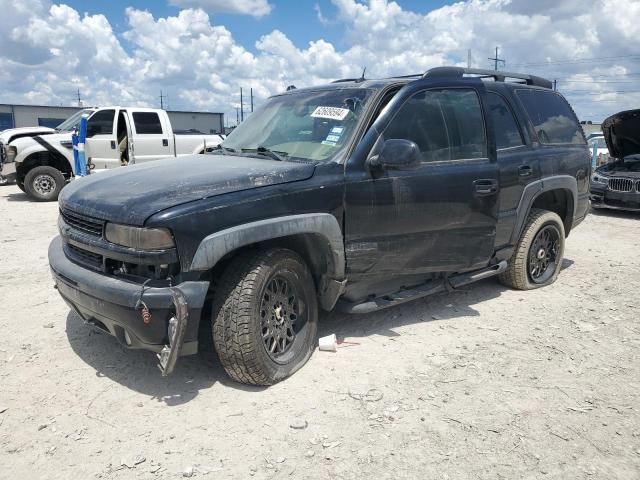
[0, 159, 16, 181]
[49, 236, 209, 360]
[590, 183, 640, 211]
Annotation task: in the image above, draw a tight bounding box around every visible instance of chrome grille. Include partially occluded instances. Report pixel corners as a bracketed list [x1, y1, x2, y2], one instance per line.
[66, 244, 104, 271]
[608, 178, 634, 193]
[60, 208, 104, 236]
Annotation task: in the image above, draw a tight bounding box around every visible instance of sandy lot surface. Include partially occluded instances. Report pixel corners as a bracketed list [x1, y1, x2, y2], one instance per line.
[0, 183, 639, 480]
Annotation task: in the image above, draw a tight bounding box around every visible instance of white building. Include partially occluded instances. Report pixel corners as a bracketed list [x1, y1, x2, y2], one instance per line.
[0, 103, 224, 134]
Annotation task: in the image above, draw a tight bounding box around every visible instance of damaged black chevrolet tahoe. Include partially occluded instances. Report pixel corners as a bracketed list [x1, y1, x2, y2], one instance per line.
[49, 67, 590, 385]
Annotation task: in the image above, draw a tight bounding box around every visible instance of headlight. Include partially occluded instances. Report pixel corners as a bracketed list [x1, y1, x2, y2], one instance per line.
[105, 223, 175, 250]
[591, 174, 608, 185]
[5, 146, 17, 162]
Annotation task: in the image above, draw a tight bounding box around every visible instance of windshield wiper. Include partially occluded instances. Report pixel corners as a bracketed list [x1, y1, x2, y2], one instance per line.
[241, 146, 288, 162]
[210, 145, 238, 155]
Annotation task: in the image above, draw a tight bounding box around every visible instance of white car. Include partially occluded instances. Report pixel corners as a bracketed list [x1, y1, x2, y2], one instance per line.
[9, 107, 224, 201]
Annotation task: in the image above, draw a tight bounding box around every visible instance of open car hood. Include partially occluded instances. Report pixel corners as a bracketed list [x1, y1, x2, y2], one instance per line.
[602, 109, 640, 159]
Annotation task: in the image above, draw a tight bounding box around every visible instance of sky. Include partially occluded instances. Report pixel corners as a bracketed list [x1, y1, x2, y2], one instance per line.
[1, 0, 639, 124]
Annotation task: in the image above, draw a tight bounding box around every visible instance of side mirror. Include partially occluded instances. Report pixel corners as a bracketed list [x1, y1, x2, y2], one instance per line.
[368, 139, 422, 170]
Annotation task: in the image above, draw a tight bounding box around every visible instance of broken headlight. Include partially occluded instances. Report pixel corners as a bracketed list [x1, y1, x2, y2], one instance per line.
[105, 223, 175, 250]
[591, 174, 608, 185]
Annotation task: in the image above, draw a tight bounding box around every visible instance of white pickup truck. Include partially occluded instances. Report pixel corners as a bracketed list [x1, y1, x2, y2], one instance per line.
[7, 107, 224, 201]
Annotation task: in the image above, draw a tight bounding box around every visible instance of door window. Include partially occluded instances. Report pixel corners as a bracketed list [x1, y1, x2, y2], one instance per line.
[382, 89, 487, 162]
[486, 92, 524, 149]
[133, 112, 163, 134]
[515, 89, 584, 145]
[86, 109, 115, 136]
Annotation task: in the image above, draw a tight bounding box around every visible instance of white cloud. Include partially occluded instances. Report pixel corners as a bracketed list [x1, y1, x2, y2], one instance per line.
[0, 0, 639, 122]
[168, 0, 272, 17]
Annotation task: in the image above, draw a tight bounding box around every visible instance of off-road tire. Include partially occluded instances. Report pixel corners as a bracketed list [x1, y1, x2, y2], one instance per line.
[499, 209, 565, 290]
[210, 248, 318, 385]
[24, 166, 65, 201]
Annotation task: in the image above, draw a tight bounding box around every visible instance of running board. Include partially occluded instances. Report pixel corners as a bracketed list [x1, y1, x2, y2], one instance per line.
[338, 261, 507, 314]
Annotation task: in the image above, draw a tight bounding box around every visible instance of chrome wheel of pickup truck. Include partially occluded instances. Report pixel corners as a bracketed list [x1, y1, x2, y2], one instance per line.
[24, 165, 65, 202]
[499, 209, 565, 290]
[210, 248, 318, 385]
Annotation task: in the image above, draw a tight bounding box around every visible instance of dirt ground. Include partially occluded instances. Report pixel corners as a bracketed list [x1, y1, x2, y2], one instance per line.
[0, 182, 639, 480]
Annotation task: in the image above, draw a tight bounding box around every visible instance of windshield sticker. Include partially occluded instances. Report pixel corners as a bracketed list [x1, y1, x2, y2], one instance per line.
[311, 106, 350, 121]
[330, 126, 344, 134]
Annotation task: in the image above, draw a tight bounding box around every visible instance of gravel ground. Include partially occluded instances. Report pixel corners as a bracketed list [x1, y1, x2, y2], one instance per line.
[1, 183, 639, 480]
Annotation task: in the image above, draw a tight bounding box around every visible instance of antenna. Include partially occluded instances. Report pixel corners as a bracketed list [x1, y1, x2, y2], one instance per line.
[250, 88, 254, 113]
[240, 87, 244, 122]
[488, 46, 505, 71]
[359, 67, 367, 81]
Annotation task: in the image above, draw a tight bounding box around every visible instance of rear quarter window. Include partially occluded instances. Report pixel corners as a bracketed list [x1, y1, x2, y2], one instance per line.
[516, 89, 584, 145]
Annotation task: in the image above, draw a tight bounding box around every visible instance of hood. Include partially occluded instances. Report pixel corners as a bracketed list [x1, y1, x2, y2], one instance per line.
[595, 155, 640, 178]
[602, 109, 640, 159]
[0, 126, 55, 144]
[59, 154, 316, 225]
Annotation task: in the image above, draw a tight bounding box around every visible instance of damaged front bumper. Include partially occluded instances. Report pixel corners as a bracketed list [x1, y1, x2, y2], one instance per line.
[48, 236, 209, 375]
[590, 183, 640, 211]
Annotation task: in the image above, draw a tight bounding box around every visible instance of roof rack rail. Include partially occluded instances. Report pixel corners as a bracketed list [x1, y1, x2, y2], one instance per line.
[422, 67, 553, 89]
[331, 78, 365, 83]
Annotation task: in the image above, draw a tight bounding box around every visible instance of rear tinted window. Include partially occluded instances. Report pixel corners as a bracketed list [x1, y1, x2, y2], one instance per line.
[516, 89, 583, 145]
[383, 89, 487, 162]
[487, 92, 524, 149]
[133, 112, 163, 134]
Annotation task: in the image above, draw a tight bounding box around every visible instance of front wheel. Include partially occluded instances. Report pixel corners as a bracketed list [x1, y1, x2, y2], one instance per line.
[499, 209, 565, 290]
[24, 166, 65, 201]
[210, 248, 318, 385]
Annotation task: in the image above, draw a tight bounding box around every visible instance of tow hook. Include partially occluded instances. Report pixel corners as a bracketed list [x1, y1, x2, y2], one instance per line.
[157, 287, 189, 376]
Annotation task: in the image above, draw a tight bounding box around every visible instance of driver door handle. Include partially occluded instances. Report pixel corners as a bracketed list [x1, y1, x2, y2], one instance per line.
[473, 179, 499, 196]
[518, 165, 532, 177]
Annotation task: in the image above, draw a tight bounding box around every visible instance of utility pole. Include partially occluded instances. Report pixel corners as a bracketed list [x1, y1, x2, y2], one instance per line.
[76, 89, 82, 107]
[467, 49, 472, 69]
[488, 46, 505, 71]
[159, 90, 165, 109]
[240, 87, 244, 122]
[250, 88, 254, 113]
[236, 107, 239, 125]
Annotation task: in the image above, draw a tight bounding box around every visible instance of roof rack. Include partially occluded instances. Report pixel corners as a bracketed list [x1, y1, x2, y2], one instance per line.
[422, 67, 552, 89]
[331, 77, 367, 84]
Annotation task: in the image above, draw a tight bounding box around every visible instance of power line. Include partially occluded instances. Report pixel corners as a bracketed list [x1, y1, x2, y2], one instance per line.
[509, 54, 640, 67]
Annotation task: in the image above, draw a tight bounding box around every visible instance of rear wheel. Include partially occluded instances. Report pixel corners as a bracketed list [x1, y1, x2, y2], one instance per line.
[210, 248, 318, 385]
[24, 166, 65, 201]
[499, 209, 565, 290]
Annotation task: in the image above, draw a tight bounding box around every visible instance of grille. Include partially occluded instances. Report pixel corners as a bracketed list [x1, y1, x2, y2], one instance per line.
[60, 208, 104, 236]
[0, 143, 5, 163]
[608, 178, 634, 193]
[67, 244, 104, 270]
[637, 180, 640, 193]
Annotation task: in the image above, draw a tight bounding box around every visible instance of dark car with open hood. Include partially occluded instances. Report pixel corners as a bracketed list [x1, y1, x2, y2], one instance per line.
[49, 67, 590, 385]
[590, 109, 640, 211]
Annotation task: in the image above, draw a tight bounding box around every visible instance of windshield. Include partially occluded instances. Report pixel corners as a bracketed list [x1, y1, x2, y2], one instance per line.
[55, 109, 94, 131]
[588, 137, 607, 149]
[222, 88, 374, 162]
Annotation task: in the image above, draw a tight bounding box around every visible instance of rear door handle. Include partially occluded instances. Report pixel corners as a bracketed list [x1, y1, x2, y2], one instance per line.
[162, 139, 169, 147]
[473, 179, 499, 196]
[110, 140, 116, 149]
[518, 165, 532, 177]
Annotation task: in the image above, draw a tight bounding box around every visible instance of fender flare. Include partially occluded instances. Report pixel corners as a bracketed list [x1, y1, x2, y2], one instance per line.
[190, 214, 346, 310]
[510, 174, 578, 244]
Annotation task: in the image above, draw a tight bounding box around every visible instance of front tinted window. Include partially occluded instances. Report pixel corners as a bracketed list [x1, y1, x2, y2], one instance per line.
[133, 112, 163, 134]
[516, 89, 584, 144]
[383, 89, 487, 161]
[487, 92, 524, 149]
[222, 89, 374, 162]
[86, 109, 114, 135]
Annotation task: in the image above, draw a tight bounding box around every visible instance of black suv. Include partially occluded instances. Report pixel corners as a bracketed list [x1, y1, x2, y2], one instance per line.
[590, 109, 640, 211]
[49, 67, 591, 385]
